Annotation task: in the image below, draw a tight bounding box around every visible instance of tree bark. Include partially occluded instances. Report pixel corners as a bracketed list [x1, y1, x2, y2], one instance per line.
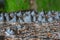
[30, 0, 37, 11]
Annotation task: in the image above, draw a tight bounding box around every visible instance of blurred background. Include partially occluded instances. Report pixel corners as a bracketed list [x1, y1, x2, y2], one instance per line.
[0, 0, 60, 12]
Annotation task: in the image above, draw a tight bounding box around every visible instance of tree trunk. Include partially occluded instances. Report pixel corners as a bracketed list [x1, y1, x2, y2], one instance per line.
[30, 0, 37, 11]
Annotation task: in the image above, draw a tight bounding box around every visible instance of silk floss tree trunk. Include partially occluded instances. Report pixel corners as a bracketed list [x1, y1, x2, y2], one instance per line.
[30, 0, 37, 11]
